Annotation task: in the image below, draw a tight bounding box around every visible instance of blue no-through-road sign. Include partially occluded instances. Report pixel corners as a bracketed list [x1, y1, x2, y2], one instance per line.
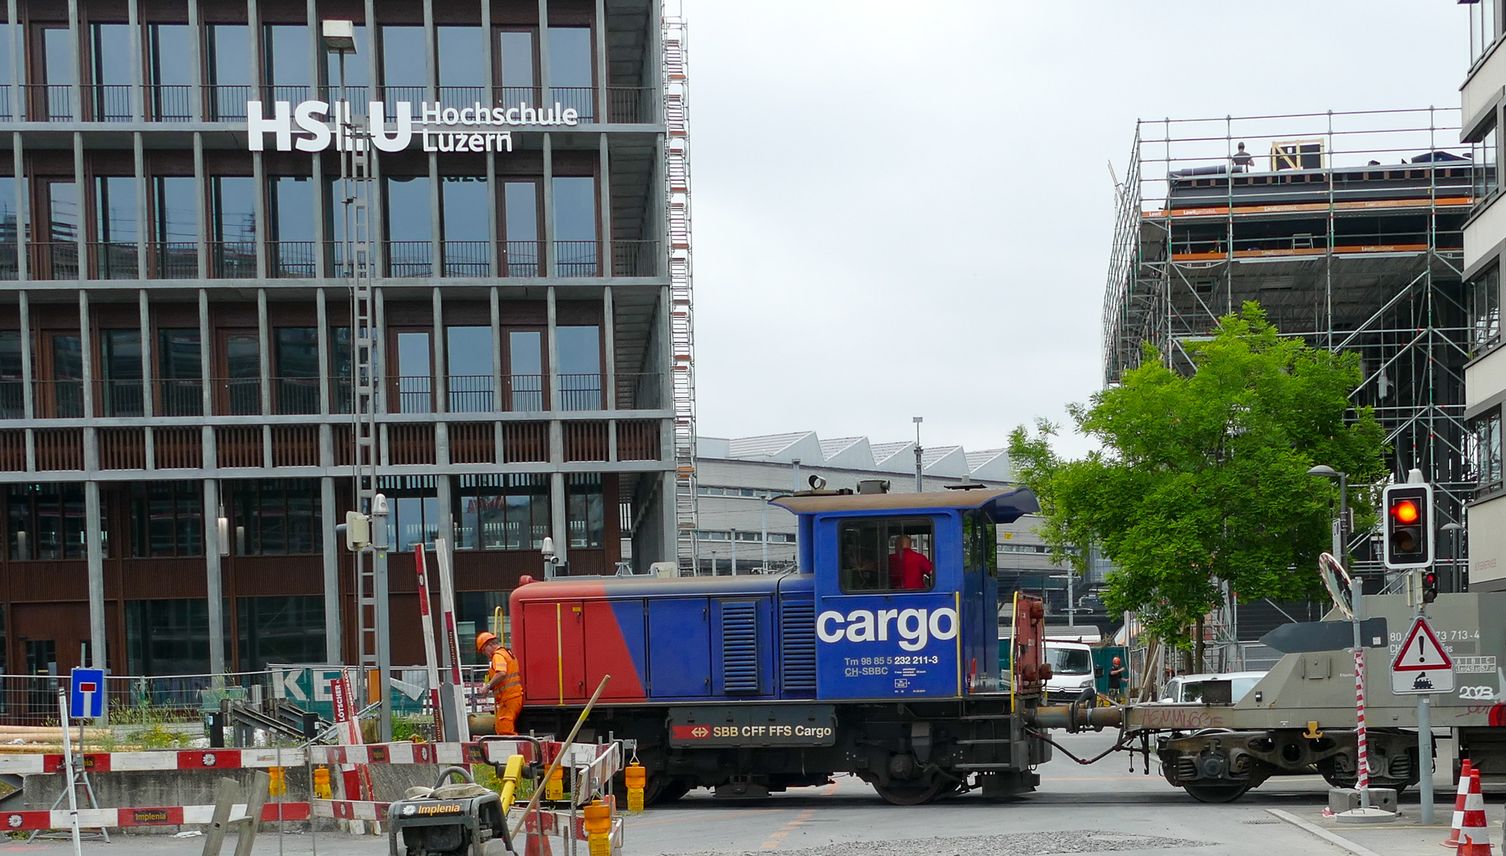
[69, 667, 105, 719]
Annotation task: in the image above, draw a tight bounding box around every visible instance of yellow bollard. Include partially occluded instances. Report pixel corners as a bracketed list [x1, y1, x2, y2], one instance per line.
[583, 799, 612, 856]
[498, 754, 525, 812]
[312, 766, 332, 800]
[624, 762, 646, 813]
[268, 766, 287, 797]
[545, 764, 564, 801]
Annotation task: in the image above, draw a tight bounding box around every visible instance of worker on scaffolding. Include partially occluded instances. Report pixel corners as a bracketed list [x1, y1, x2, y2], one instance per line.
[477, 631, 523, 735]
[1231, 141, 1254, 172]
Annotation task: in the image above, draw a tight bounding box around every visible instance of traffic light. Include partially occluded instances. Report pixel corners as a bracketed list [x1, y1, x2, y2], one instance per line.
[1421, 569, 1439, 604]
[1382, 483, 1433, 570]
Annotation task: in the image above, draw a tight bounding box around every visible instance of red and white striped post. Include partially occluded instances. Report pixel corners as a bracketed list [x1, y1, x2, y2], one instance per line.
[1353, 644, 1370, 794]
[413, 545, 445, 741]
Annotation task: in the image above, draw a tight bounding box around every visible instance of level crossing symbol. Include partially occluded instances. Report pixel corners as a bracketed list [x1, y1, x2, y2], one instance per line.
[68, 667, 105, 720]
[1390, 616, 1454, 694]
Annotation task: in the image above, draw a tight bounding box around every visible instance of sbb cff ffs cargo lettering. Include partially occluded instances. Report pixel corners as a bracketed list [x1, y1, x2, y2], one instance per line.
[508, 484, 1059, 805]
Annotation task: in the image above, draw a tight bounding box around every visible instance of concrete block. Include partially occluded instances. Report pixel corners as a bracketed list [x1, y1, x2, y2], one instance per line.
[1327, 787, 1397, 814]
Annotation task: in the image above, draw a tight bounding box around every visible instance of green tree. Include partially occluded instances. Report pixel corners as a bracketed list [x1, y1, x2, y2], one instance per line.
[1009, 303, 1386, 669]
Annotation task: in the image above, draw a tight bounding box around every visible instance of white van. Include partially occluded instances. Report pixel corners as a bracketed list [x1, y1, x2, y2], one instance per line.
[1157, 671, 1266, 705]
[1043, 640, 1097, 704]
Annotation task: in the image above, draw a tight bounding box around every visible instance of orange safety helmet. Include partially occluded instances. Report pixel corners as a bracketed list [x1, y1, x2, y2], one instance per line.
[475, 631, 498, 653]
[1112, 656, 1122, 665]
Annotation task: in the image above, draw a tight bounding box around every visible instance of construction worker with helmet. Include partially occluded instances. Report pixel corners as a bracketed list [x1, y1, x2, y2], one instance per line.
[477, 631, 523, 735]
[1107, 655, 1126, 702]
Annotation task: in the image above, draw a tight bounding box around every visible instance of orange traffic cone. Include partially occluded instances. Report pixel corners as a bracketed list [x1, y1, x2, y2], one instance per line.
[1454, 769, 1493, 856]
[1445, 759, 1477, 847]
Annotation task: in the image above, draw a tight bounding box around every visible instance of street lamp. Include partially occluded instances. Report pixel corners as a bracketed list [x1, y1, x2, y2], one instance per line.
[1306, 465, 1348, 563]
[1441, 522, 1465, 592]
[913, 416, 924, 493]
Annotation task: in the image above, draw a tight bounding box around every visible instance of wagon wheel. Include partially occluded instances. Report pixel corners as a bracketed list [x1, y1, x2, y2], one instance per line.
[1181, 782, 1251, 803]
[871, 777, 947, 806]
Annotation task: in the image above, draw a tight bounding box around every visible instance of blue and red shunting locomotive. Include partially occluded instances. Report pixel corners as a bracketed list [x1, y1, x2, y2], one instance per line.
[510, 483, 1052, 805]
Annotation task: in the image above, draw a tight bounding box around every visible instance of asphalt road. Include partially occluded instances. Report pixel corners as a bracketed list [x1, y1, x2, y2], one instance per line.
[0, 730, 1457, 855]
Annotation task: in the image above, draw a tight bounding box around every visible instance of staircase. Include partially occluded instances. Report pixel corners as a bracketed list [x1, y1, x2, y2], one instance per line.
[662, 14, 698, 573]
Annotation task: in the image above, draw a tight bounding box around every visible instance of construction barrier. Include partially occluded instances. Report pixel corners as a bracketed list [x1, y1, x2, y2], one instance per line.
[0, 747, 298, 775]
[1, 802, 310, 832]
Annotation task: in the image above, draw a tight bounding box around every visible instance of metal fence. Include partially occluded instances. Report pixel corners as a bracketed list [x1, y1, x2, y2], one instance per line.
[0, 671, 276, 727]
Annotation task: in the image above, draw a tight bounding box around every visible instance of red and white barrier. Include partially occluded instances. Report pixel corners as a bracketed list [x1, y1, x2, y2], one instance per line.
[0, 748, 301, 776]
[1, 802, 310, 832]
[314, 798, 390, 823]
[308, 739, 540, 767]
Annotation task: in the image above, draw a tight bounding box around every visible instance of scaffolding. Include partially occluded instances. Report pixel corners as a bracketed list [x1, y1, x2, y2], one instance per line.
[1103, 108, 1476, 578]
[662, 10, 698, 572]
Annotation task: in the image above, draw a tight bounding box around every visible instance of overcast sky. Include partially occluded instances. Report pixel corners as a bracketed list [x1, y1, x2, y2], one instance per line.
[682, 1, 1470, 459]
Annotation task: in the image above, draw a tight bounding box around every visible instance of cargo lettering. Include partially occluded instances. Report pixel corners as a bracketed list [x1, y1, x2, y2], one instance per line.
[816, 607, 958, 652]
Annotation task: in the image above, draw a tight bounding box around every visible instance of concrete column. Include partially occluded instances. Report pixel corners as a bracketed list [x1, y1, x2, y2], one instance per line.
[133, 134, 147, 278]
[490, 287, 502, 410]
[204, 479, 227, 676]
[542, 135, 555, 276]
[85, 481, 106, 671]
[252, 152, 267, 279]
[128, 0, 143, 121]
[19, 290, 32, 419]
[193, 133, 208, 277]
[66, 0, 80, 121]
[537, 0, 551, 96]
[423, 0, 437, 98]
[198, 288, 213, 416]
[551, 471, 568, 570]
[321, 475, 341, 663]
[432, 288, 446, 413]
[436, 473, 454, 550]
[72, 132, 85, 280]
[139, 290, 153, 417]
[78, 291, 95, 419]
[594, 0, 607, 120]
[602, 286, 615, 410]
[10, 132, 25, 280]
[546, 286, 559, 407]
[598, 133, 612, 274]
[187, 0, 202, 122]
[375, 288, 387, 414]
[316, 288, 330, 414]
[257, 289, 271, 415]
[660, 470, 677, 570]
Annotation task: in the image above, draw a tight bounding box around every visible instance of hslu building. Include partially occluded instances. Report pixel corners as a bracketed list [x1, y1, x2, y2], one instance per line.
[0, 0, 697, 681]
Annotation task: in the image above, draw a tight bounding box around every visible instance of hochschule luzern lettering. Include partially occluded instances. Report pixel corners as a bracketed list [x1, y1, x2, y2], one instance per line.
[246, 100, 581, 153]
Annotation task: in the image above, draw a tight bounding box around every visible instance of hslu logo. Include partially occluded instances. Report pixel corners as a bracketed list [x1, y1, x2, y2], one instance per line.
[247, 100, 412, 153]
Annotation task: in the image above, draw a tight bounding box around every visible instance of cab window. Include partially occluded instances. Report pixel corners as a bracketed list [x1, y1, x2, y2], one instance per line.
[963, 511, 997, 575]
[838, 516, 934, 593]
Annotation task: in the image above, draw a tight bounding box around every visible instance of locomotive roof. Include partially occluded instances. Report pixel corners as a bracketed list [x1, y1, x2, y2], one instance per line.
[770, 486, 1039, 523]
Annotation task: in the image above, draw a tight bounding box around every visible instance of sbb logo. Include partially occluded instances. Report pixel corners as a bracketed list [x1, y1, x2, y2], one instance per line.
[816, 607, 958, 652]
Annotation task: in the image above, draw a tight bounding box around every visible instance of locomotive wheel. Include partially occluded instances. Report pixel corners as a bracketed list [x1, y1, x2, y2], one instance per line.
[1181, 783, 1250, 803]
[871, 778, 946, 806]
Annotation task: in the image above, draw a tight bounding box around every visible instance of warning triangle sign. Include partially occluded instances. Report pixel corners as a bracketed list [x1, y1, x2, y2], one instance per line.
[1391, 617, 1453, 672]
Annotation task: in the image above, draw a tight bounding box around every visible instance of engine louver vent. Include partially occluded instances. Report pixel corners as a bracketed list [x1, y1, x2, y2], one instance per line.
[721, 601, 760, 695]
[780, 598, 816, 695]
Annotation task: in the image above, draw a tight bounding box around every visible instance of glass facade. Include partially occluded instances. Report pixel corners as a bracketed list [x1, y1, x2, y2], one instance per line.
[8, 483, 96, 560]
[101, 329, 144, 416]
[127, 599, 210, 675]
[231, 479, 320, 555]
[147, 23, 194, 120]
[207, 24, 251, 120]
[89, 23, 133, 120]
[456, 475, 549, 550]
[237, 596, 325, 671]
[274, 328, 320, 414]
[552, 177, 597, 276]
[129, 480, 203, 557]
[158, 328, 203, 416]
[447, 326, 493, 412]
[94, 176, 139, 278]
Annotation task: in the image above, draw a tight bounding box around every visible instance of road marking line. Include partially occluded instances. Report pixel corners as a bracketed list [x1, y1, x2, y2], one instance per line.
[1266, 808, 1384, 856]
[757, 782, 838, 851]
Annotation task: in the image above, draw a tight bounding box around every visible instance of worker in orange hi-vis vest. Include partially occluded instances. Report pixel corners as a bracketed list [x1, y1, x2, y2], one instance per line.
[477, 631, 523, 735]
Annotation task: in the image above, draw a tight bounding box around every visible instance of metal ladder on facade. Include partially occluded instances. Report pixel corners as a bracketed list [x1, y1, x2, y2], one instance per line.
[663, 14, 698, 573]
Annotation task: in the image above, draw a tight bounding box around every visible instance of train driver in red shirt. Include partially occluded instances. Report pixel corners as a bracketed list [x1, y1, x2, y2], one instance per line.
[888, 534, 934, 590]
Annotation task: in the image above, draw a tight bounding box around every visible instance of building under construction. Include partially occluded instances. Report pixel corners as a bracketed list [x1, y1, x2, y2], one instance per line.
[1103, 108, 1476, 573]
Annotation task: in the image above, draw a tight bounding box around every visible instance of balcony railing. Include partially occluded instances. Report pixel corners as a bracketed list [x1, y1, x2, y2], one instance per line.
[611, 240, 660, 276]
[437, 85, 488, 105]
[87, 84, 133, 121]
[447, 375, 494, 413]
[156, 378, 205, 417]
[549, 87, 595, 123]
[320, 85, 371, 114]
[502, 240, 542, 277]
[269, 241, 317, 278]
[0, 378, 24, 418]
[26, 84, 71, 121]
[264, 84, 310, 104]
[152, 242, 198, 278]
[495, 86, 540, 110]
[209, 241, 257, 279]
[382, 86, 427, 114]
[442, 241, 490, 277]
[31, 242, 80, 280]
[98, 378, 146, 417]
[89, 241, 139, 279]
[387, 241, 433, 278]
[35, 378, 86, 418]
[208, 85, 254, 121]
[213, 377, 262, 416]
[273, 376, 320, 415]
[507, 374, 545, 412]
[0, 85, 11, 121]
[1, 240, 21, 280]
[607, 87, 656, 124]
[558, 373, 603, 411]
[616, 372, 662, 409]
[554, 241, 598, 277]
[396, 375, 433, 413]
[148, 84, 193, 121]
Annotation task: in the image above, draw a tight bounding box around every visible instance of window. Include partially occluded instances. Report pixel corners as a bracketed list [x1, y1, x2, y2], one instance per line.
[223, 330, 260, 415]
[383, 476, 440, 550]
[42, 179, 79, 278]
[129, 480, 202, 557]
[231, 479, 320, 555]
[93, 176, 138, 278]
[209, 176, 256, 277]
[50, 333, 84, 417]
[438, 27, 484, 95]
[556, 325, 601, 410]
[147, 22, 193, 120]
[566, 475, 604, 548]
[237, 596, 325, 671]
[1472, 265, 1501, 353]
[0, 176, 18, 276]
[274, 327, 319, 414]
[447, 326, 493, 412]
[455, 475, 549, 550]
[547, 26, 593, 121]
[386, 175, 432, 276]
[964, 510, 997, 576]
[269, 176, 314, 275]
[126, 599, 208, 675]
[1475, 124, 1499, 200]
[396, 330, 432, 413]
[1472, 0, 1502, 64]
[40, 26, 75, 120]
[440, 177, 489, 276]
[506, 330, 543, 410]
[207, 24, 251, 120]
[552, 176, 596, 276]
[7, 483, 102, 560]
[502, 181, 539, 276]
[498, 31, 536, 107]
[88, 23, 132, 120]
[152, 176, 198, 277]
[100, 329, 143, 416]
[1473, 408, 1503, 494]
[837, 516, 935, 593]
[158, 328, 202, 416]
[262, 24, 311, 99]
[0, 331, 23, 418]
[380, 25, 426, 105]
